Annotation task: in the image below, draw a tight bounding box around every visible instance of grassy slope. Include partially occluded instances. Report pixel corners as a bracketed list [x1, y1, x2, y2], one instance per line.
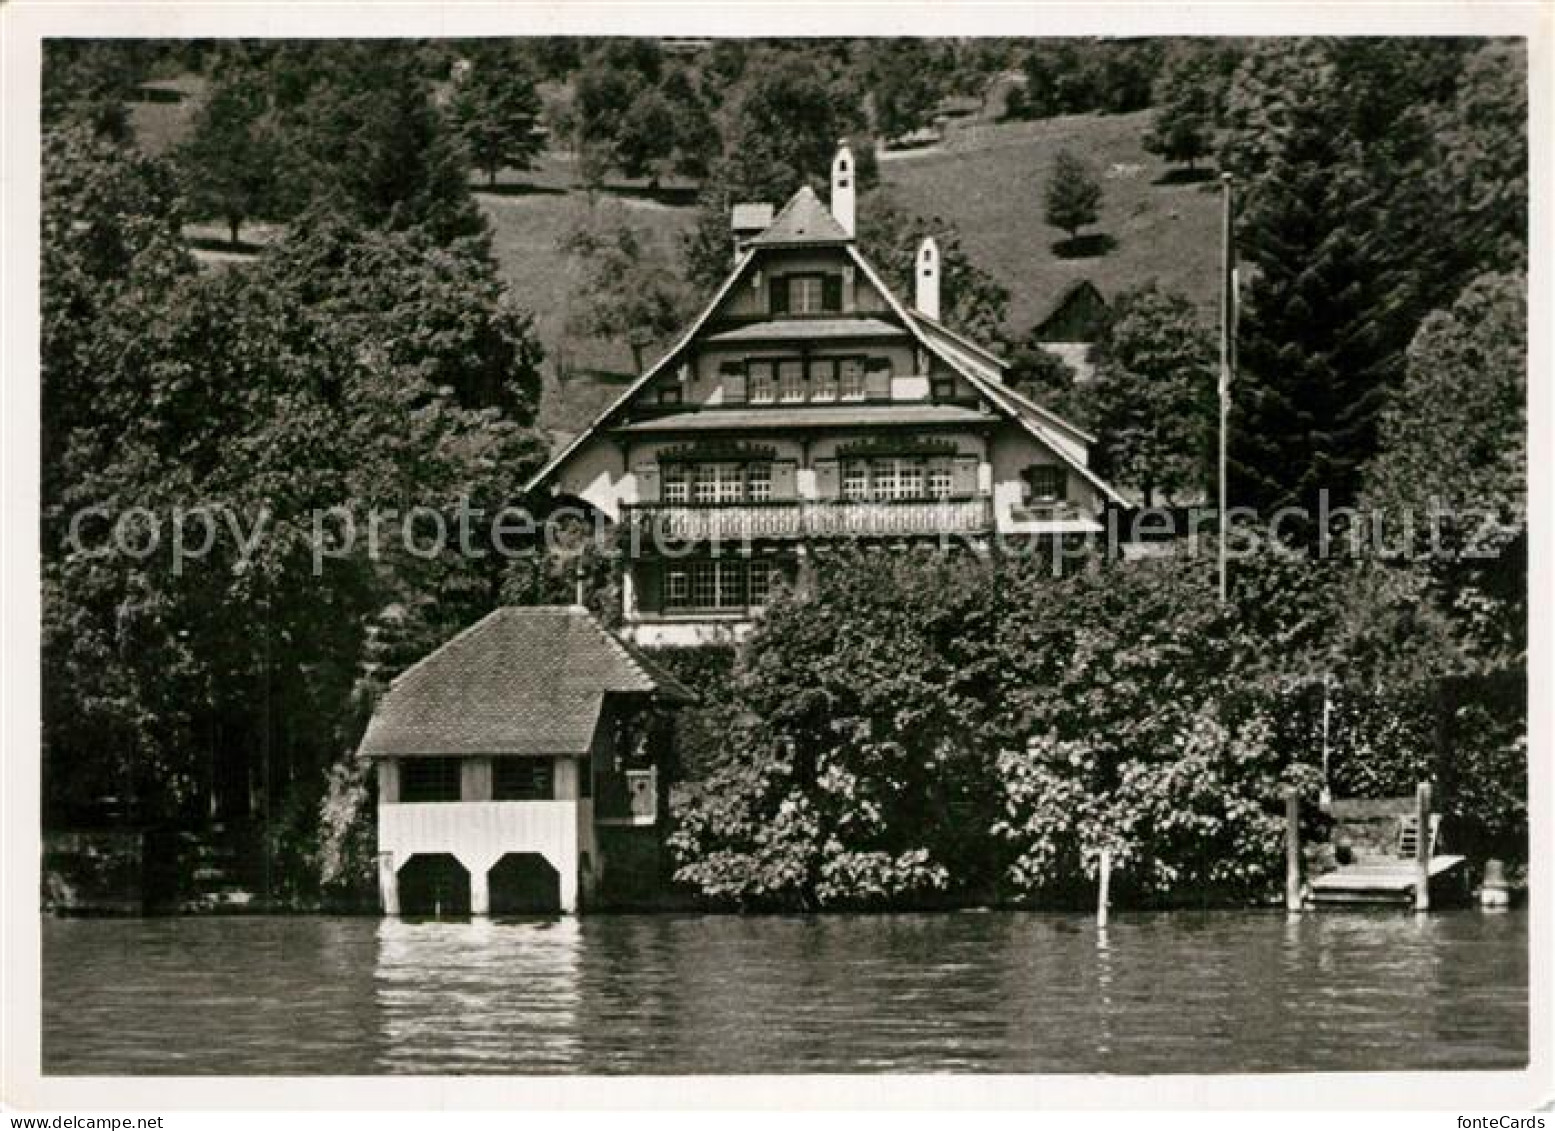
[474, 151, 697, 440]
[131, 81, 1216, 440]
[880, 109, 1223, 332]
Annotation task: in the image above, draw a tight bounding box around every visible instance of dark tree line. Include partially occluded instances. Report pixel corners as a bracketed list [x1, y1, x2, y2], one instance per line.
[41, 43, 556, 901]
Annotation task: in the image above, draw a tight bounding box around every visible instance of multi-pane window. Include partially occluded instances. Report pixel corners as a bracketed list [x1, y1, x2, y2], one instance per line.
[811, 359, 838, 402]
[749, 361, 776, 404]
[663, 463, 689, 503]
[666, 461, 775, 504]
[746, 463, 772, 502]
[400, 757, 461, 803]
[927, 460, 954, 499]
[715, 463, 743, 503]
[872, 458, 903, 502]
[689, 560, 720, 608]
[493, 759, 554, 801]
[789, 276, 825, 314]
[666, 568, 690, 606]
[719, 356, 880, 404]
[839, 359, 866, 401]
[779, 360, 806, 403]
[747, 559, 774, 607]
[837, 458, 959, 502]
[691, 463, 743, 504]
[664, 559, 777, 611]
[842, 460, 870, 501]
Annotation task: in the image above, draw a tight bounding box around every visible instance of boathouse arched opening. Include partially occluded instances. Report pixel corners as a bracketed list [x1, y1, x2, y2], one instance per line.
[397, 853, 471, 918]
[488, 852, 562, 916]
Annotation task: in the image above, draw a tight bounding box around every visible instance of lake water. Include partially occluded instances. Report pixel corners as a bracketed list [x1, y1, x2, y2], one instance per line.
[42, 909, 1526, 1075]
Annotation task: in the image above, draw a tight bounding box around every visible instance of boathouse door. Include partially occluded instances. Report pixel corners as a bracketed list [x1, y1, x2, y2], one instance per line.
[397, 853, 471, 917]
[488, 852, 562, 916]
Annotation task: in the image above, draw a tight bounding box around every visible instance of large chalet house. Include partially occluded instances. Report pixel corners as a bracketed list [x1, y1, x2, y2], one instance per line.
[528, 142, 1124, 646]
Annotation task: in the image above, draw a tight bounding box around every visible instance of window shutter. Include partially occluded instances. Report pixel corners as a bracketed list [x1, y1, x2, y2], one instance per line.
[864, 358, 892, 401]
[814, 459, 840, 499]
[1053, 467, 1069, 502]
[721, 362, 748, 404]
[822, 275, 842, 312]
[770, 275, 789, 315]
[634, 560, 662, 615]
[951, 456, 979, 497]
[635, 461, 661, 504]
[771, 460, 798, 500]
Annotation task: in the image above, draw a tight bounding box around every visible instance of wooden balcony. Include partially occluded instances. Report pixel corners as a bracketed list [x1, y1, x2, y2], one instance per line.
[624, 497, 993, 542]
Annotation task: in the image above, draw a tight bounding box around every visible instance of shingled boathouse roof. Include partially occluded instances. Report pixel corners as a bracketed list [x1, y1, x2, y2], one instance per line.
[357, 606, 695, 758]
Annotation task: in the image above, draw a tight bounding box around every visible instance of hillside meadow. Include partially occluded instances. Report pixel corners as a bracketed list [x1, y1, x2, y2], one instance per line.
[132, 83, 1220, 440]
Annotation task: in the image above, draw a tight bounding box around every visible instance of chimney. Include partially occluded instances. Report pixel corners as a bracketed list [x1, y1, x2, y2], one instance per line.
[915, 236, 940, 321]
[731, 202, 774, 263]
[830, 140, 856, 237]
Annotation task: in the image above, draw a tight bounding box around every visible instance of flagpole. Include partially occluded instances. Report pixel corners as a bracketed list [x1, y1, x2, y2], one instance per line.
[1217, 173, 1234, 605]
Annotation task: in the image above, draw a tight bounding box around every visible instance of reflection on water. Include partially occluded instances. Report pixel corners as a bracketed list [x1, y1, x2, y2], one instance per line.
[375, 918, 583, 1073]
[43, 908, 1527, 1075]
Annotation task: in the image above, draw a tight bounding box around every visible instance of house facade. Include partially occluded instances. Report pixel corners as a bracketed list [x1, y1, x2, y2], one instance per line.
[528, 143, 1124, 647]
[357, 606, 693, 916]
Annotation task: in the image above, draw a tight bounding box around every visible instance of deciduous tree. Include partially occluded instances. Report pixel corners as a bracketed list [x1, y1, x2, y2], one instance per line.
[447, 57, 546, 187]
[1043, 149, 1103, 242]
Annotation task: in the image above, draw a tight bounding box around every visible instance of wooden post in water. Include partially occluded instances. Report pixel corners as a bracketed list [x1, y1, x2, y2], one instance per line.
[1284, 788, 1302, 912]
[1414, 781, 1432, 913]
[1097, 848, 1112, 928]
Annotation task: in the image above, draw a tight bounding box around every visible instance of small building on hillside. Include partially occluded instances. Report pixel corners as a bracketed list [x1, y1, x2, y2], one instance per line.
[358, 606, 694, 916]
[1030, 279, 1111, 382]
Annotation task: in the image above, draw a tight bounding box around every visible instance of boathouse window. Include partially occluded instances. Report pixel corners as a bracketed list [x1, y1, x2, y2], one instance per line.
[1023, 465, 1066, 503]
[493, 759, 554, 802]
[663, 559, 775, 612]
[400, 757, 461, 803]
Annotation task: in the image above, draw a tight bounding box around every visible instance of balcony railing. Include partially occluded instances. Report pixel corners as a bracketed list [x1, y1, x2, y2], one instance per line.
[625, 497, 993, 541]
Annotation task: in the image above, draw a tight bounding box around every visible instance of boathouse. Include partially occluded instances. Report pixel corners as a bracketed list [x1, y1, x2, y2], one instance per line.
[357, 606, 694, 916]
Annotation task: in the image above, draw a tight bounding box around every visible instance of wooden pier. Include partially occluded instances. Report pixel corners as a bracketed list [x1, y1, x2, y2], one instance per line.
[1307, 855, 1467, 908]
[1303, 786, 1468, 910]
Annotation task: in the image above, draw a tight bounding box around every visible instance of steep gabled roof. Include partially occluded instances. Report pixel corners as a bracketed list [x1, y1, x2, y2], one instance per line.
[1032, 279, 1110, 342]
[358, 606, 694, 758]
[525, 185, 1122, 507]
[748, 185, 852, 247]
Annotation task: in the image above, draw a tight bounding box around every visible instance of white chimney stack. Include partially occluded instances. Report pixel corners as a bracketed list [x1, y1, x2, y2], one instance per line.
[915, 236, 940, 321]
[831, 140, 856, 237]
